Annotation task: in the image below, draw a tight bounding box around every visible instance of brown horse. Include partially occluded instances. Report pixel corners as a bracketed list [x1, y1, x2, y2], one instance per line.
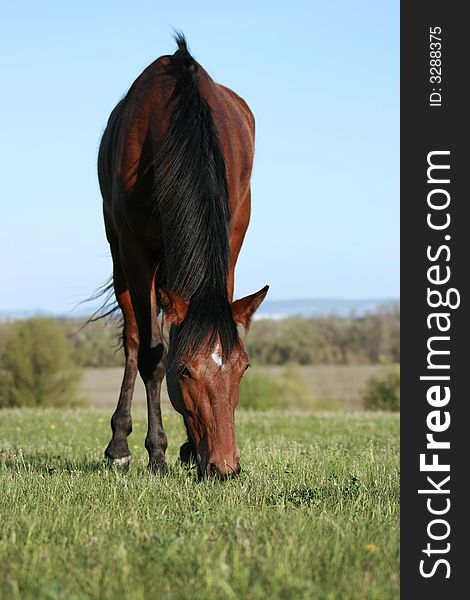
[98, 34, 268, 479]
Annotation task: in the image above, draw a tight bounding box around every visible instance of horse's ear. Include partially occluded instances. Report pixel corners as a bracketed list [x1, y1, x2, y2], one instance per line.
[159, 290, 189, 327]
[231, 285, 269, 331]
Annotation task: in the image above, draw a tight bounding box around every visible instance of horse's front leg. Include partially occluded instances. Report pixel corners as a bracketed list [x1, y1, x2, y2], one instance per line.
[120, 231, 168, 471]
[140, 333, 167, 471]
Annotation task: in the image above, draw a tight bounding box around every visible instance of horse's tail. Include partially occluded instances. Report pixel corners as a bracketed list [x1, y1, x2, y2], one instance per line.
[153, 33, 238, 366]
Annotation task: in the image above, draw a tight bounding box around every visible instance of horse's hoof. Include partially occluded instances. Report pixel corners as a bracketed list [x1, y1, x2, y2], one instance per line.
[105, 454, 132, 468]
[147, 460, 167, 473]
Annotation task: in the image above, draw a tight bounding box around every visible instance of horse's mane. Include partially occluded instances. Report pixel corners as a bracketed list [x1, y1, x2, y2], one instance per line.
[153, 34, 238, 367]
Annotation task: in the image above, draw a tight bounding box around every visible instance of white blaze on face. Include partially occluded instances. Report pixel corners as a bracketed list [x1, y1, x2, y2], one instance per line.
[211, 344, 223, 367]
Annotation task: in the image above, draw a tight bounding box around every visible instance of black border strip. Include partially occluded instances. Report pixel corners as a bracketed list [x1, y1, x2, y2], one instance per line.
[401, 3, 467, 597]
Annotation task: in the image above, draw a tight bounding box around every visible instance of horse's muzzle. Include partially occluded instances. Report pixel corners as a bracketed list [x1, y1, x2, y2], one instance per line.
[208, 461, 241, 480]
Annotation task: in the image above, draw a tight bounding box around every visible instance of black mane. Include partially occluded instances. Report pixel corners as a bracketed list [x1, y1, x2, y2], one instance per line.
[153, 34, 238, 367]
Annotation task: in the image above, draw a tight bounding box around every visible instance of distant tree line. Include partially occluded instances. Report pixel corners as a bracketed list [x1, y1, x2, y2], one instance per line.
[0, 304, 399, 370]
[0, 308, 400, 410]
[245, 305, 400, 365]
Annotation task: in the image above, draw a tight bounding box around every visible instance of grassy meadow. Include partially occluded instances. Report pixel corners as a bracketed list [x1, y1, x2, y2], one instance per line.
[0, 408, 399, 600]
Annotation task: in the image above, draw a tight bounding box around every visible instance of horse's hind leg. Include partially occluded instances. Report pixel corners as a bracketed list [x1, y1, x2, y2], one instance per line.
[104, 259, 139, 467]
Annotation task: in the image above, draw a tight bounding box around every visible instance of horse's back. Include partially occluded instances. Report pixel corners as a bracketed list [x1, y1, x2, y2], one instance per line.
[99, 49, 254, 266]
[207, 82, 255, 204]
[102, 56, 253, 193]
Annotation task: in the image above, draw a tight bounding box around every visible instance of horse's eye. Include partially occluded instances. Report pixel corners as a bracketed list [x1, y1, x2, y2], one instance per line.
[244, 363, 251, 372]
[179, 366, 192, 379]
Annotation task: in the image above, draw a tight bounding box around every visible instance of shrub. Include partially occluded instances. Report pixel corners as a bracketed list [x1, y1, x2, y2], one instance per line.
[239, 365, 315, 410]
[61, 319, 124, 368]
[362, 364, 400, 411]
[274, 364, 316, 409]
[239, 367, 281, 410]
[0, 318, 83, 408]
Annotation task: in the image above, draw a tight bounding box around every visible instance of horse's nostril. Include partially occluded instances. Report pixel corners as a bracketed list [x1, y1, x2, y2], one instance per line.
[209, 463, 218, 476]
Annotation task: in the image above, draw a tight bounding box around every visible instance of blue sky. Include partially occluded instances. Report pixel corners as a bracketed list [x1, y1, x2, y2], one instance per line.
[0, 1, 398, 312]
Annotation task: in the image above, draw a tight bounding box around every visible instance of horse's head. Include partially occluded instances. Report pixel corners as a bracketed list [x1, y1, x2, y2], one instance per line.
[161, 286, 268, 479]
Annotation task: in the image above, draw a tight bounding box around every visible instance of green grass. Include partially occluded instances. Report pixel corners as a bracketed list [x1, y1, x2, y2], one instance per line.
[0, 409, 399, 600]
